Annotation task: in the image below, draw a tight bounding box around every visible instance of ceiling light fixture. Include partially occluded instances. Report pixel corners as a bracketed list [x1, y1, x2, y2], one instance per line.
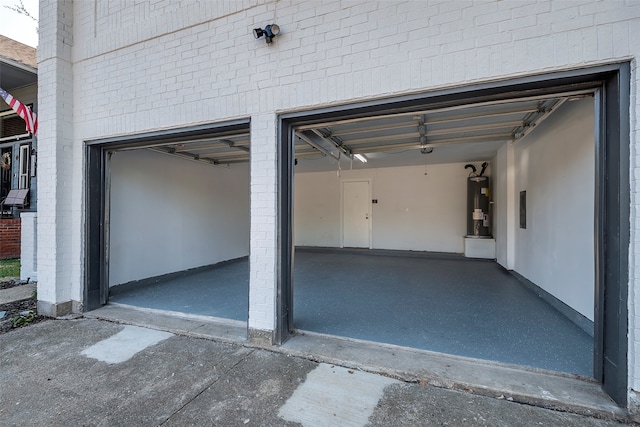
[253, 24, 280, 44]
[354, 153, 367, 163]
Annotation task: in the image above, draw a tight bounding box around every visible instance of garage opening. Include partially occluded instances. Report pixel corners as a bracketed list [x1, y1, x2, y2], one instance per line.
[292, 94, 594, 375]
[86, 121, 251, 328]
[278, 65, 630, 404]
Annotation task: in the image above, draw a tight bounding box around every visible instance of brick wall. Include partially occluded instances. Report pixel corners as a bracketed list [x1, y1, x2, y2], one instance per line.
[0, 219, 21, 260]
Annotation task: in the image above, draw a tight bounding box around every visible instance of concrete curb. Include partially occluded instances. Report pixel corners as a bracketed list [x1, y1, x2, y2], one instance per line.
[0, 283, 36, 305]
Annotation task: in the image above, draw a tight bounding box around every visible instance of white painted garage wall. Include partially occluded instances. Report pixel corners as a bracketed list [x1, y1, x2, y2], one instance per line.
[108, 149, 250, 286]
[294, 171, 341, 247]
[493, 149, 508, 267]
[512, 98, 595, 320]
[494, 142, 515, 271]
[294, 163, 471, 253]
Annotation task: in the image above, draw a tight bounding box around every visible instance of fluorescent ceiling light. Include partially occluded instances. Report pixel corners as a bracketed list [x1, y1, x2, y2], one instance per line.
[354, 153, 367, 163]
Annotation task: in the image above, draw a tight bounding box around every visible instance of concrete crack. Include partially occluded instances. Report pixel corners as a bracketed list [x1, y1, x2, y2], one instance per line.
[158, 349, 255, 426]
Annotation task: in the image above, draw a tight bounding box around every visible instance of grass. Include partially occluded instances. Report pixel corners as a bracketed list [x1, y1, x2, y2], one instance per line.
[0, 258, 20, 279]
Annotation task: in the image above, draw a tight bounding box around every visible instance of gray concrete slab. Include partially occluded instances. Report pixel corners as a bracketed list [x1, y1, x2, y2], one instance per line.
[164, 350, 317, 426]
[0, 283, 35, 304]
[80, 325, 173, 364]
[278, 363, 399, 426]
[86, 303, 247, 343]
[0, 319, 631, 426]
[0, 319, 253, 426]
[282, 331, 625, 421]
[369, 384, 630, 427]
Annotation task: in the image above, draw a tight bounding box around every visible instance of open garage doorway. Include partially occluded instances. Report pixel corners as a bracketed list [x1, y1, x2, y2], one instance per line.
[279, 65, 630, 404]
[292, 94, 594, 376]
[85, 121, 251, 328]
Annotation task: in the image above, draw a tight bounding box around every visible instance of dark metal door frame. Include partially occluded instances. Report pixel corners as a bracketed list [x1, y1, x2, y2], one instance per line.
[85, 143, 108, 309]
[594, 64, 631, 404]
[277, 63, 630, 405]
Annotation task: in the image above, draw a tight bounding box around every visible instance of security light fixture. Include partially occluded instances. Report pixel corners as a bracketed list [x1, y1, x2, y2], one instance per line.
[253, 24, 280, 44]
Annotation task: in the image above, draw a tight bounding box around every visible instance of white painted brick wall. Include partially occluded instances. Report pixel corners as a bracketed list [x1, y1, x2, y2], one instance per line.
[39, 0, 640, 402]
[37, 0, 76, 311]
[249, 113, 278, 332]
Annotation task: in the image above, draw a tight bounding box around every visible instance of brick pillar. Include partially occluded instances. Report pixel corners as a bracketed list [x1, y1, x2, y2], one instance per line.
[36, 0, 76, 317]
[248, 113, 278, 344]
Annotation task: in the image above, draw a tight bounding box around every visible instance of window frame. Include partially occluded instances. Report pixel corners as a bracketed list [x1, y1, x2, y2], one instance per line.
[18, 143, 30, 189]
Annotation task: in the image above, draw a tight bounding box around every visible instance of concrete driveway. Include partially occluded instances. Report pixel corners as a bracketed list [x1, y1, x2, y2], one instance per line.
[0, 319, 631, 426]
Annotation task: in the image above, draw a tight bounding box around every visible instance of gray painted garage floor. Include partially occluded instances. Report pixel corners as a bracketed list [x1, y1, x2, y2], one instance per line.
[108, 250, 593, 377]
[109, 258, 250, 321]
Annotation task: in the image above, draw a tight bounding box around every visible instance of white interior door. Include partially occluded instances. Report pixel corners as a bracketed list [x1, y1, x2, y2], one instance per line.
[342, 180, 370, 248]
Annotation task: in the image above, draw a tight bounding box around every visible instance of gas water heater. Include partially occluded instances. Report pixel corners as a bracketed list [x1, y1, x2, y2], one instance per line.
[465, 163, 491, 238]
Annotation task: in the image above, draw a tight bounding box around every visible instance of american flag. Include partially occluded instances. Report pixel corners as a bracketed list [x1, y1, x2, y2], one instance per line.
[0, 87, 37, 135]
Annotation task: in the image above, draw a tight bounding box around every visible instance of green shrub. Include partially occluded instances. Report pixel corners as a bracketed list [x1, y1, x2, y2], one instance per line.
[13, 311, 36, 327]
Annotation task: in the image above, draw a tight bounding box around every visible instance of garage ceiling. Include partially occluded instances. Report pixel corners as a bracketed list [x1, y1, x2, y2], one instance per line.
[145, 91, 593, 171]
[146, 133, 251, 165]
[293, 95, 573, 172]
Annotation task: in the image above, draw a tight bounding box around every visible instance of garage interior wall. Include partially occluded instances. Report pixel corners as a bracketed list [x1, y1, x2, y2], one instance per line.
[294, 162, 483, 253]
[495, 98, 595, 321]
[108, 149, 250, 286]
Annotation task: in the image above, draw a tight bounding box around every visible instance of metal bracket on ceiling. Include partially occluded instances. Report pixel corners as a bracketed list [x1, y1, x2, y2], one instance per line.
[148, 147, 222, 166]
[312, 128, 352, 156]
[418, 118, 433, 154]
[295, 131, 340, 161]
[512, 98, 568, 143]
[222, 139, 250, 153]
